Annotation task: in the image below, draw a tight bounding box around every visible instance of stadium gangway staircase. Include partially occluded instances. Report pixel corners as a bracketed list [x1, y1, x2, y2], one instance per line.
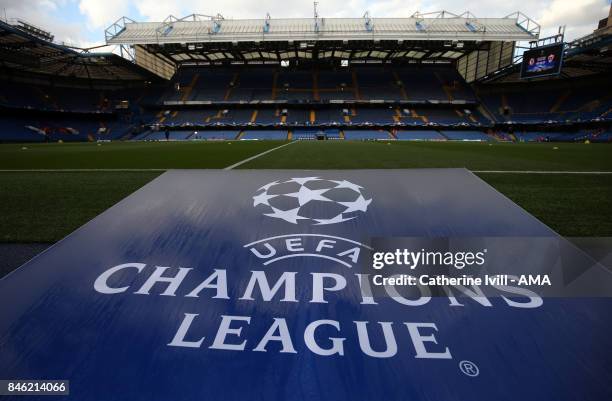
[550, 90, 572, 113]
[435, 72, 455, 102]
[392, 70, 408, 100]
[181, 73, 200, 102]
[224, 73, 239, 101]
[393, 108, 402, 123]
[437, 130, 449, 140]
[271, 71, 279, 100]
[351, 71, 361, 100]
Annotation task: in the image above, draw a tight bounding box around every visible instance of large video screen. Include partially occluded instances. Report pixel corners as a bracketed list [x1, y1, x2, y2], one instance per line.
[520, 43, 564, 79]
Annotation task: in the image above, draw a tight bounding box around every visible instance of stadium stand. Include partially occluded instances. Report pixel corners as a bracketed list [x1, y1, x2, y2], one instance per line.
[476, 76, 612, 124]
[343, 130, 392, 140]
[439, 130, 493, 141]
[241, 130, 288, 140]
[0, 11, 610, 143]
[395, 130, 446, 141]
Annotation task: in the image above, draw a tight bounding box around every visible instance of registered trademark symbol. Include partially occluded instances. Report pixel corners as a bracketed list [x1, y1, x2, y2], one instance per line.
[459, 360, 479, 377]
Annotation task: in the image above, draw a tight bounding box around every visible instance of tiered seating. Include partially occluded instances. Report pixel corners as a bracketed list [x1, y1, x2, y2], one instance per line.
[0, 114, 132, 142]
[356, 67, 400, 100]
[489, 131, 514, 142]
[514, 132, 548, 142]
[230, 68, 274, 101]
[0, 117, 46, 142]
[312, 109, 345, 124]
[255, 109, 280, 124]
[343, 130, 391, 140]
[439, 130, 492, 141]
[144, 131, 194, 140]
[192, 70, 234, 101]
[0, 81, 137, 113]
[350, 108, 394, 124]
[318, 69, 354, 100]
[292, 130, 320, 140]
[241, 130, 288, 140]
[277, 70, 313, 101]
[396, 68, 448, 101]
[395, 130, 446, 140]
[478, 77, 612, 123]
[2, 64, 607, 143]
[416, 108, 465, 124]
[286, 109, 310, 124]
[324, 129, 342, 140]
[134, 130, 239, 141]
[156, 65, 479, 104]
[434, 68, 477, 102]
[192, 130, 239, 140]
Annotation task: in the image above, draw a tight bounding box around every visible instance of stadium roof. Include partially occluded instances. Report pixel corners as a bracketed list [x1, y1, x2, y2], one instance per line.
[104, 11, 539, 79]
[107, 11, 539, 45]
[0, 19, 157, 81]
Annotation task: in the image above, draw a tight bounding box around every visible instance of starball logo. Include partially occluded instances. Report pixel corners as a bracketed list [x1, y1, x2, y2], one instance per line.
[92, 176, 544, 368]
[253, 177, 372, 225]
[249, 177, 373, 267]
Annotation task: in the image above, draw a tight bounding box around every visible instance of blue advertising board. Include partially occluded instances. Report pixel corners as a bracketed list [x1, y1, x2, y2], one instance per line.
[1, 169, 611, 400]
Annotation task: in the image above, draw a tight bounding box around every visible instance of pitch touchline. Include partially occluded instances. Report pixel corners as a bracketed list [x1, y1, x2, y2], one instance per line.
[0, 167, 609, 174]
[0, 169, 167, 172]
[223, 141, 297, 170]
[472, 170, 612, 174]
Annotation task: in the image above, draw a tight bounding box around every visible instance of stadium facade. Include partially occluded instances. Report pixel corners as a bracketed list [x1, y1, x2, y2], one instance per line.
[0, 9, 610, 143]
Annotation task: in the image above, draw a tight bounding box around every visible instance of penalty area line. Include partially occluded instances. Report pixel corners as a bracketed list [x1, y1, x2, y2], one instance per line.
[224, 141, 297, 170]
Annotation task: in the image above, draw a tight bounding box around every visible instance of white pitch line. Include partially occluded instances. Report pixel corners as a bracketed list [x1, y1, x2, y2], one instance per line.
[0, 169, 167, 172]
[223, 141, 297, 170]
[473, 170, 612, 174]
[0, 166, 608, 174]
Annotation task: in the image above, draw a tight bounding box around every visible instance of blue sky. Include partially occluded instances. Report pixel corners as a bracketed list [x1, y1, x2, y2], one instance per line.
[0, 0, 609, 49]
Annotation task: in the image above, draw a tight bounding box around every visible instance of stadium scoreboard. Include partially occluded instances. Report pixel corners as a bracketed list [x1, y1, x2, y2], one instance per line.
[521, 43, 565, 79]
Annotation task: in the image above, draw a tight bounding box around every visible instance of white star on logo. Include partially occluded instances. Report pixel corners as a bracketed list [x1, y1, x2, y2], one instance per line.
[285, 185, 333, 206]
[331, 179, 364, 192]
[264, 206, 309, 224]
[253, 191, 277, 207]
[285, 177, 321, 186]
[314, 215, 357, 225]
[338, 195, 372, 213]
[258, 180, 281, 192]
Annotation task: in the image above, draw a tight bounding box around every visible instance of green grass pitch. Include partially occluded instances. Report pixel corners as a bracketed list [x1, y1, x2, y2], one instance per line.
[0, 140, 611, 242]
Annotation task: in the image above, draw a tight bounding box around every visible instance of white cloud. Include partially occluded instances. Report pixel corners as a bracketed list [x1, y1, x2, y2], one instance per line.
[78, 0, 129, 29]
[0, 0, 90, 45]
[538, 0, 609, 38]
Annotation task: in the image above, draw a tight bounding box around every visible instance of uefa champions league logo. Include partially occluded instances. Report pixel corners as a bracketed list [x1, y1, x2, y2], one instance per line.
[253, 177, 372, 225]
